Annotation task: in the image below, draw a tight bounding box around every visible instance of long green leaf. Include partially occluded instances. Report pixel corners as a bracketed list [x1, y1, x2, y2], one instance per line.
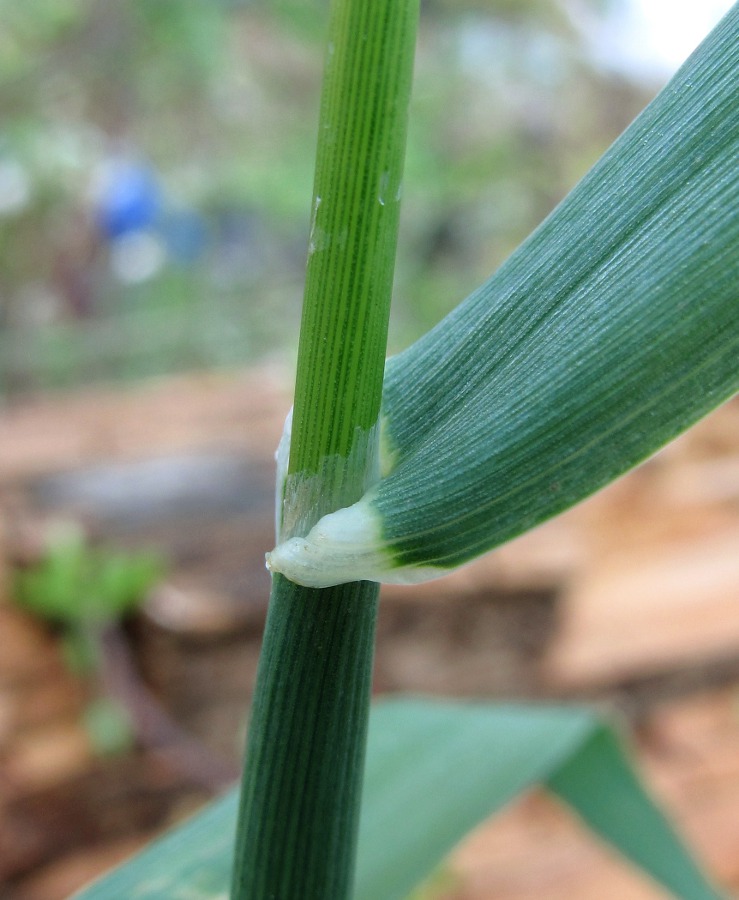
[268, 4, 739, 588]
[357, 701, 722, 900]
[73, 699, 724, 900]
[547, 727, 718, 900]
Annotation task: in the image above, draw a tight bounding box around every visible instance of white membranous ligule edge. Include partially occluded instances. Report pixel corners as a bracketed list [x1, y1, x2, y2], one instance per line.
[275, 405, 381, 544]
[274, 406, 293, 540]
[269, 406, 445, 587]
[267, 493, 447, 588]
[269, 408, 406, 587]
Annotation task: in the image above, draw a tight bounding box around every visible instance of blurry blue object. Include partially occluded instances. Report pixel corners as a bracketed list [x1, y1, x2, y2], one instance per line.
[162, 208, 208, 264]
[96, 161, 162, 240]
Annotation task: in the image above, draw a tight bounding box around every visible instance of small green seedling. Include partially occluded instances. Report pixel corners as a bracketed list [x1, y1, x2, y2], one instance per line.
[13, 521, 162, 752]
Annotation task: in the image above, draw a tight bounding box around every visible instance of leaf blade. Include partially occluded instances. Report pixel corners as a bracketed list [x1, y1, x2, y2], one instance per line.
[548, 727, 723, 900]
[356, 700, 723, 900]
[379, 1, 739, 573]
[72, 699, 724, 900]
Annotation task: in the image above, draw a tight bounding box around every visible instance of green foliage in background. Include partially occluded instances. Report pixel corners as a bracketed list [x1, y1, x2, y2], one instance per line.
[12, 522, 162, 754]
[13, 522, 161, 630]
[0, 0, 650, 394]
[12, 521, 160, 676]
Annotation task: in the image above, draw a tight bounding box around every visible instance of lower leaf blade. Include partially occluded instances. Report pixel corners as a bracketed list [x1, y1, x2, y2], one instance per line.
[71, 698, 723, 900]
[356, 700, 723, 900]
[548, 726, 725, 900]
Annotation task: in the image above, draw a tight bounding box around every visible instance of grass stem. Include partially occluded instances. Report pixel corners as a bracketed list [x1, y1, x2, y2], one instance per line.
[230, 1, 418, 896]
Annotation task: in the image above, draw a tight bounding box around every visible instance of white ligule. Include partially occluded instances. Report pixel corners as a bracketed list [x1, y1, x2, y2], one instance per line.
[266, 496, 447, 588]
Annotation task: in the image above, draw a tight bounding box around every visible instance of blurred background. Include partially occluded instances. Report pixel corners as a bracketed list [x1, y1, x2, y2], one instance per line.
[2, 0, 723, 395]
[1, 1, 738, 898]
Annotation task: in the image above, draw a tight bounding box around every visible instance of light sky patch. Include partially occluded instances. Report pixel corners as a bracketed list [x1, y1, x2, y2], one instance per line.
[574, 0, 735, 81]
